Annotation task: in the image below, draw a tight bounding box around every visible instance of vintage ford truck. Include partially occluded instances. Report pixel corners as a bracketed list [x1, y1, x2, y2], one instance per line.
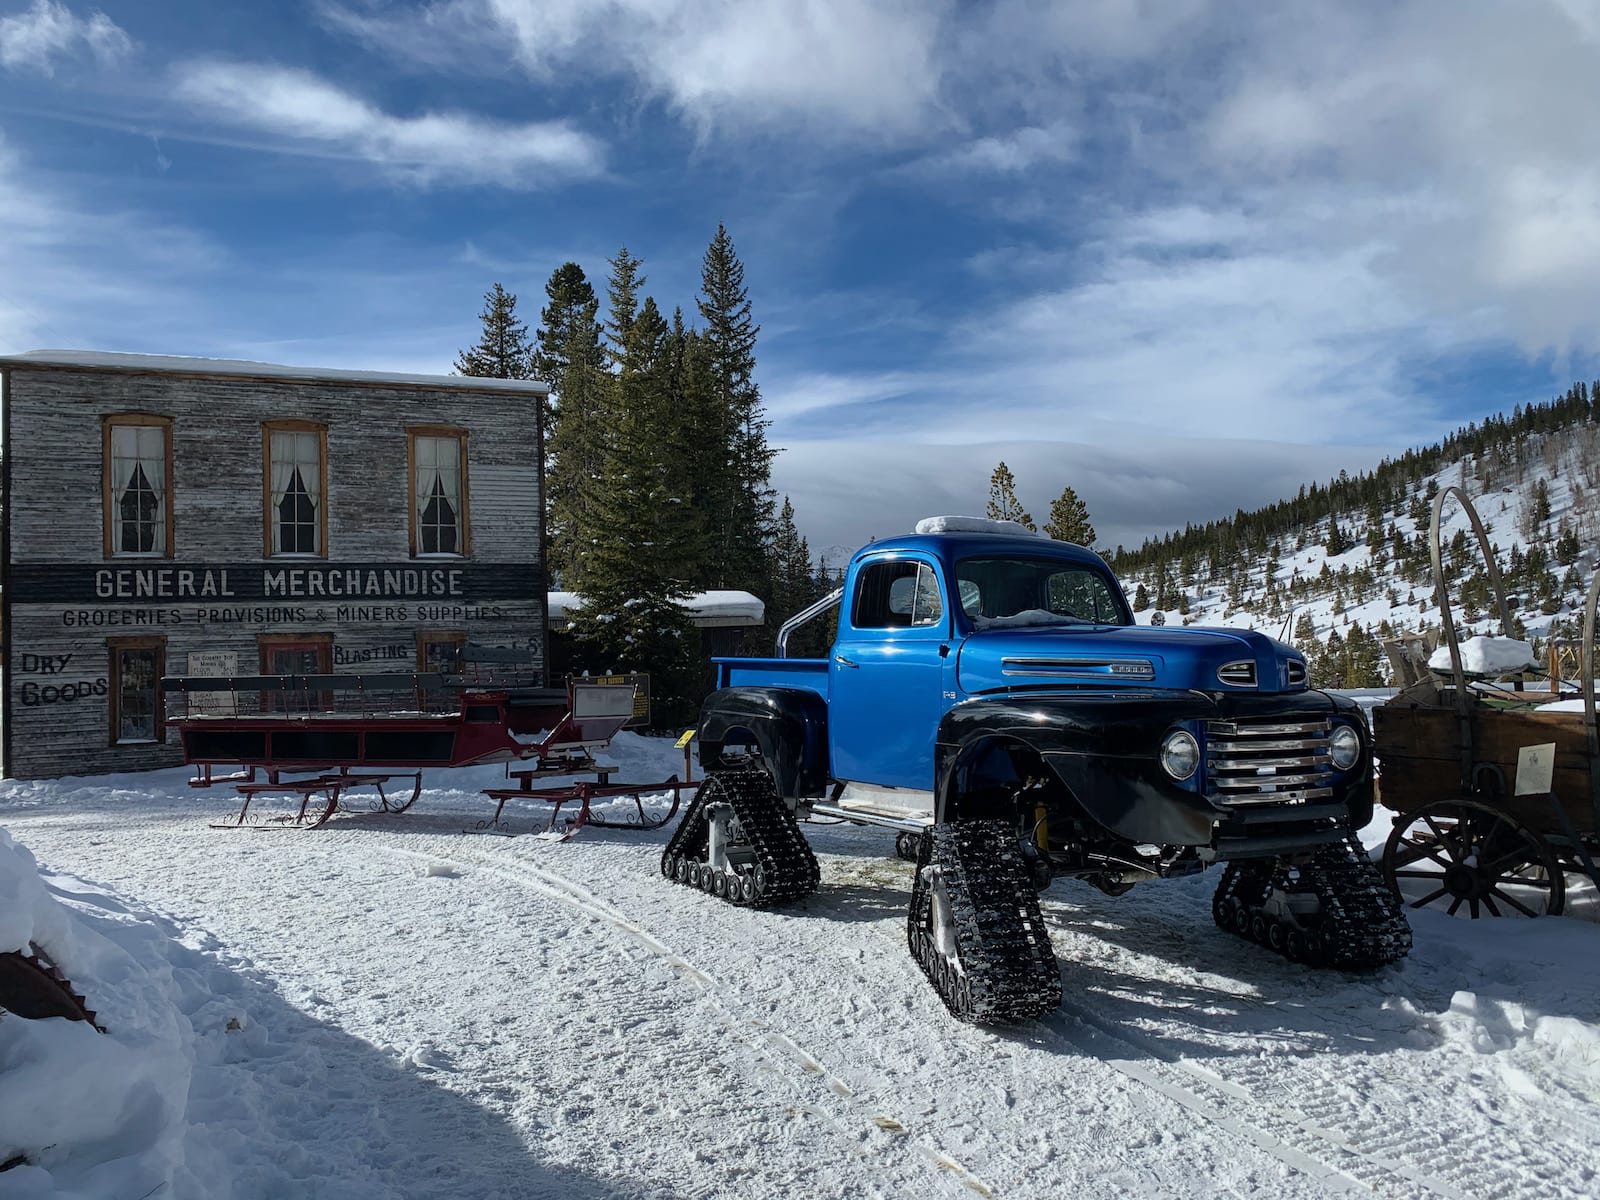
[662, 517, 1410, 1022]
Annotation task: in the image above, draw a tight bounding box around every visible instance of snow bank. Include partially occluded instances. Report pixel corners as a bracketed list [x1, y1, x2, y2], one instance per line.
[0, 827, 197, 1198]
[913, 515, 1046, 538]
[1428, 635, 1536, 676]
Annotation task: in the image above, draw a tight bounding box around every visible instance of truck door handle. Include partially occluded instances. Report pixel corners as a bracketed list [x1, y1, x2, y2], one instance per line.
[833, 653, 859, 669]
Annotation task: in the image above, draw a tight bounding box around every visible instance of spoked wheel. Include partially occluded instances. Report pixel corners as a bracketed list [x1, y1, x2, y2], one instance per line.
[1381, 797, 1566, 918]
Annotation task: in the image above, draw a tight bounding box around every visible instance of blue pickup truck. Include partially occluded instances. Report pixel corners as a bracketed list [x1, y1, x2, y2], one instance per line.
[661, 517, 1410, 1022]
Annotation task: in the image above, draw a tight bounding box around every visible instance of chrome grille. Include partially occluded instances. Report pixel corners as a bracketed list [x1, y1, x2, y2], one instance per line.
[1217, 660, 1256, 687]
[1204, 717, 1333, 806]
[1286, 659, 1307, 686]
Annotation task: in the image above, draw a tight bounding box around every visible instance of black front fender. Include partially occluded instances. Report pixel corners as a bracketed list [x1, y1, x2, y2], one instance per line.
[698, 687, 829, 801]
[934, 690, 1373, 851]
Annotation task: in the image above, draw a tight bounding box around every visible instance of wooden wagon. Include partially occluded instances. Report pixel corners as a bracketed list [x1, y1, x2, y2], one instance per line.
[1373, 486, 1600, 917]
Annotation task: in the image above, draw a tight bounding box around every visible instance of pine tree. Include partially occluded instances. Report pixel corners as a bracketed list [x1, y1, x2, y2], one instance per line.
[455, 283, 532, 379]
[1044, 484, 1095, 546]
[1132, 581, 1150, 612]
[538, 264, 608, 588]
[567, 292, 702, 726]
[604, 247, 646, 367]
[986, 462, 1034, 529]
[697, 225, 776, 595]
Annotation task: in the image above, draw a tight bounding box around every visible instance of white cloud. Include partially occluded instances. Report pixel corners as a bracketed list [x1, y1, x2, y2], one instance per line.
[323, 0, 950, 138]
[905, 123, 1078, 177]
[0, 0, 130, 75]
[772, 436, 1389, 565]
[171, 61, 606, 186]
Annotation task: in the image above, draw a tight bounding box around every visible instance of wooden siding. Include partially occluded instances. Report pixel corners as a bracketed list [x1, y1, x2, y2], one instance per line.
[3, 365, 545, 779]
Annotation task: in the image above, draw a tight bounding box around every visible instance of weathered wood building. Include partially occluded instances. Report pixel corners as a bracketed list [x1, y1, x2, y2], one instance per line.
[0, 350, 548, 779]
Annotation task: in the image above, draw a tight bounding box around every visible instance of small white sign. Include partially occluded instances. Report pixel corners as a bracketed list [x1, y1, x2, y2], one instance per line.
[1514, 742, 1557, 796]
[187, 651, 238, 715]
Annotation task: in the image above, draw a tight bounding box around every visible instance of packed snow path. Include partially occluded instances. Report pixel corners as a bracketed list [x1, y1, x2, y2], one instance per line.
[4, 741, 1599, 1199]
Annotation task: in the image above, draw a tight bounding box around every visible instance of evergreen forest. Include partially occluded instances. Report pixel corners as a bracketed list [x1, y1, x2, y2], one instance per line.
[455, 227, 833, 725]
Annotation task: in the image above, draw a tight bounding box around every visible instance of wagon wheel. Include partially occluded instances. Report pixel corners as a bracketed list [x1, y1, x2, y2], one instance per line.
[1381, 797, 1565, 918]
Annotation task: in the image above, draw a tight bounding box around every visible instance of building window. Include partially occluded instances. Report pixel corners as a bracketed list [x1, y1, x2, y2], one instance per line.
[264, 421, 327, 557]
[417, 631, 466, 675]
[109, 637, 165, 744]
[258, 634, 333, 712]
[103, 414, 172, 557]
[408, 428, 470, 556]
[259, 634, 332, 677]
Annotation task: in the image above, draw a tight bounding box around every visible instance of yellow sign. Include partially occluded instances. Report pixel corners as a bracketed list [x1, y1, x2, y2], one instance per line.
[675, 728, 697, 749]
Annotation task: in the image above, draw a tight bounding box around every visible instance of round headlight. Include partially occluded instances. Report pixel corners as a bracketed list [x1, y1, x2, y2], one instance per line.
[1329, 724, 1361, 771]
[1160, 730, 1200, 781]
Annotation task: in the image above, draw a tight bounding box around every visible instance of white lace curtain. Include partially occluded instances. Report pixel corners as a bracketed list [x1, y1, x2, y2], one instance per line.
[269, 429, 321, 552]
[414, 435, 460, 540]
[110, 424, 167, 554]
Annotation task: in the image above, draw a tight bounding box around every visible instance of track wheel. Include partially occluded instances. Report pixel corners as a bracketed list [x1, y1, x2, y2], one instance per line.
[1381, 797, 1565, 918]
[907, 821, 1061, 1024]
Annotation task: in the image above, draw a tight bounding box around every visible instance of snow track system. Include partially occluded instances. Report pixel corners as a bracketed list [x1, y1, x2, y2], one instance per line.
[660, 766, 820, 907]
[907, 820, 1061, 1024]
[0, 942, 103, 1031]
[1212, 836, 1412, 968]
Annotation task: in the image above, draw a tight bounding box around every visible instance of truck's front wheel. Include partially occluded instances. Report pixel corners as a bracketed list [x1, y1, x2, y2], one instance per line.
[907, 821, 1062, 1023]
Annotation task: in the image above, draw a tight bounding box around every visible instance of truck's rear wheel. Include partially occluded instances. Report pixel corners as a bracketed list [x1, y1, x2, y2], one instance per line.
[906, 820, 1061, 1024]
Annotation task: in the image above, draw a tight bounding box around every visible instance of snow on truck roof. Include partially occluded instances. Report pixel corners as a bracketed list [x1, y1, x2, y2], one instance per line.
[914, 515, 1048, 538]
[1, 349, 550, 395]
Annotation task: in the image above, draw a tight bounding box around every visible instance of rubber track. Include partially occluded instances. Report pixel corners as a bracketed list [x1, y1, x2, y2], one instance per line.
[1213, 836, 1412, 968]
[660, 766, 819, 907]
[907, 820, 1061, 1024]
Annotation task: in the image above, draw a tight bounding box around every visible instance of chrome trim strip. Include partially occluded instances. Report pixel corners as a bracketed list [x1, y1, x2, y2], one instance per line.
[1214, 771, 1332, 790]
[1207, 720, 1330, 737]
[1221, 787, 1334, 807]
[1210, 754, 1331, 772]
[1208, 736, 1334, 754]
[1001, 656, 1156, 680]
[1216, 659, 1257, 687]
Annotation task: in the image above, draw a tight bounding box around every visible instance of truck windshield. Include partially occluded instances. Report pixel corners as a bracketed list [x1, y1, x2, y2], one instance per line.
[955, 557, 1131, 628]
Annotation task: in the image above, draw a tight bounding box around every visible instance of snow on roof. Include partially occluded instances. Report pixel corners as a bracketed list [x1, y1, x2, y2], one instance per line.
[913, 515, 1048, 538]
[547, 589, 764, 626]
[1, 349, 549, 395]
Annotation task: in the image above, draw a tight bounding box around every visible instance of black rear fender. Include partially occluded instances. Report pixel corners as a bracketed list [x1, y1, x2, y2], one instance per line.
[697, 687, 828, 801]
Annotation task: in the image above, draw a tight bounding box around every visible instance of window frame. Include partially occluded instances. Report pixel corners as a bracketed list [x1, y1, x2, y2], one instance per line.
[851, 558, 946, 631]
[257, 633, 334, 677]
[262, 419, 329, 558]
[416, 630, 466, 675]
[257, 633, 334, 712]
[102, 413, 174, 559]
[108, 636, 167, 746]
[407, 426, 471, 558]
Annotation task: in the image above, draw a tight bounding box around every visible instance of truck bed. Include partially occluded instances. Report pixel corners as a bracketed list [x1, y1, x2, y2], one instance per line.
[714, 656, 829, 697]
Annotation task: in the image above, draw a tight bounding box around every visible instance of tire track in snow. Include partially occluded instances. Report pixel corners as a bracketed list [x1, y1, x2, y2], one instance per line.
[1050, 1002, 1472, 1200]
[375, 839, 997, 1200]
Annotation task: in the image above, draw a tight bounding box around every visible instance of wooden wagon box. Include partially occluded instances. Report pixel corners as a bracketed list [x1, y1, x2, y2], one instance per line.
[1374, 701, 1596, 831]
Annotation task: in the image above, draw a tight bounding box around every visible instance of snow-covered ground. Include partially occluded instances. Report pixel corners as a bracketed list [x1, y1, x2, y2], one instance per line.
[5, 731, 1600, 1200]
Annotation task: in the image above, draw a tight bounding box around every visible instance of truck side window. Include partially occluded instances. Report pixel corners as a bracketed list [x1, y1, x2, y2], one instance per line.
[855, 561, 943, 628]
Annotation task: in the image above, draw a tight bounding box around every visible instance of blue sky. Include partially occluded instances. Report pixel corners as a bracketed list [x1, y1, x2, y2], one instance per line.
[2, 1, 1597, 562]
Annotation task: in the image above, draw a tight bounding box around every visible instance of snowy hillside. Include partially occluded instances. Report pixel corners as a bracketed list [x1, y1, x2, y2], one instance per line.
[4, 736, 1600, 1199]
[1114, 411, 1600, 686]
